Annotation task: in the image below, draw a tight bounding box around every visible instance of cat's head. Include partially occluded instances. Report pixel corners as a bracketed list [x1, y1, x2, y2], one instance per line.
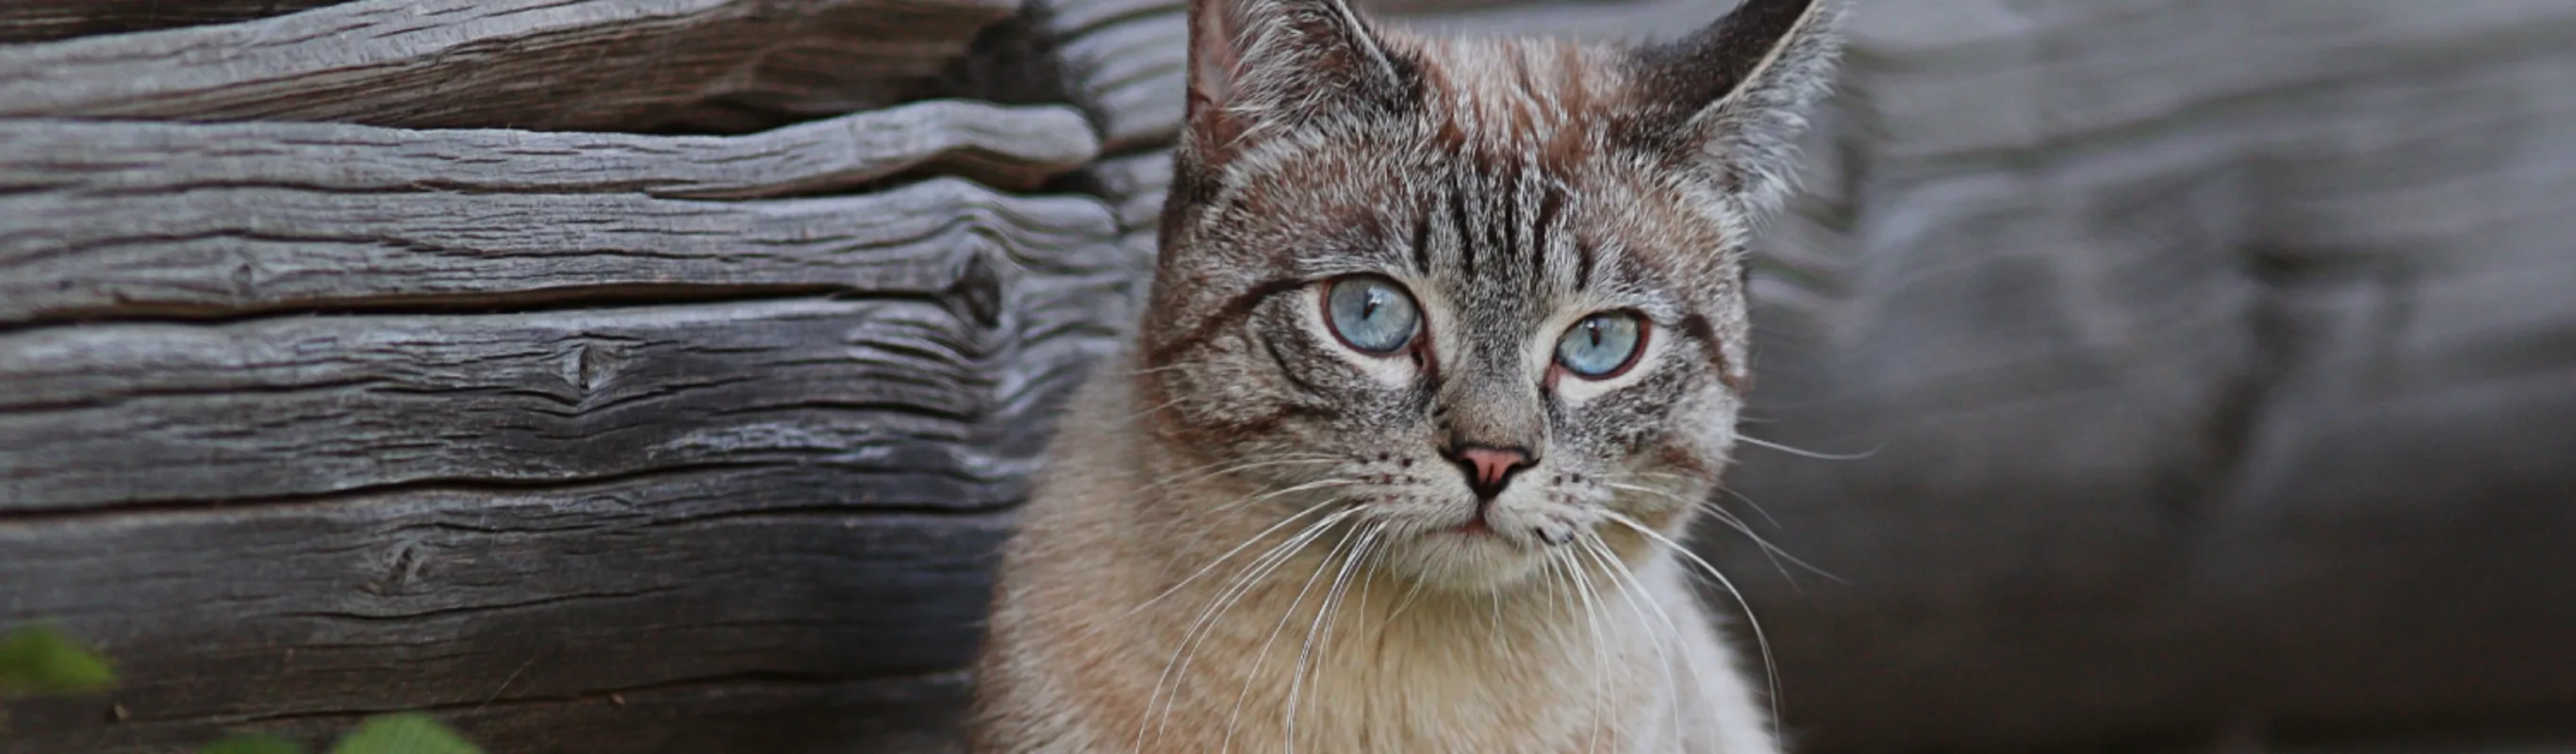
[1131, 0, 1841, 591]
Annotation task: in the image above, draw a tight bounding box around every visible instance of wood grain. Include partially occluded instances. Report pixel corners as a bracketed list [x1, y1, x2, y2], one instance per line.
[0, 0, 1021, 133]
[0, 295, 1122, 512]
[0, 0, 350, 43]
[1710, 2, 2576, 749]
[1085, 149, 1175, 232]
[0, 468, 994, 754]
[0, 41, 1129, 745]
[0, 109, 1108, 324]
[0, 100, 1095, 199]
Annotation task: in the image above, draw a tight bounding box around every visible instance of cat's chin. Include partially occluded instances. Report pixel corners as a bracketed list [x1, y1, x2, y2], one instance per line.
[1375, 527, 1553, 593]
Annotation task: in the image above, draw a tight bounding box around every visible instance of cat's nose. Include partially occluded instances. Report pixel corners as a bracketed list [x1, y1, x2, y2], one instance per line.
[1444, 445, 1535, 500]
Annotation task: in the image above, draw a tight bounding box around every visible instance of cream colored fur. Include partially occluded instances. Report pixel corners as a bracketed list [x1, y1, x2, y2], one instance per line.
[974, 369, 1777, 753]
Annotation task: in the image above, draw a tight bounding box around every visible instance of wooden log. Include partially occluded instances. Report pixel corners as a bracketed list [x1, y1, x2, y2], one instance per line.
[0, 100, 1093, 199]
[1085, 149, 1175, 232]
[0, 296, 1125, 512]
[1701, 2, 2576, 750]
[0, 108, 1107, 324]
[0, 0, 349, 43]
[0, 90, 1128, 749]
[0, 105, 1131, 511]
[0, 0, 1021, 133]
[0, 467, 995, 753]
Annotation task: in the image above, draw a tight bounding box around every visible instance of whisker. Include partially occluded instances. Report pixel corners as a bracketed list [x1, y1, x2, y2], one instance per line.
[1385, 569, 1430, 623]
[1561, 537, 1611, 754]
[1284, 523, 1379, 753]
[1194, 477, 1366, 519]
[1583, 534, 1703, 749]
[1599, 510, 1784, 737]
[1142, 507, 1355, 748]
[1126, 362, 1194, 376]
[1157, 514, 1337, 746]
[1100, 497, 1346, 635]
[1606, 482, 1840, 585]
[1139, 456, 1342, 496]
[1222, 521, 1362, 753]
[1630, 470, 1788, 530]
[1736, 434, 1878, 461]
[1714, 484, 1785, 530]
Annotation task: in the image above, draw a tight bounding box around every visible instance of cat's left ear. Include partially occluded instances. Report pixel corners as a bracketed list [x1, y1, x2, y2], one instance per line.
[1182, 0, 1414, 165]
[1624, 0, 1845, 210]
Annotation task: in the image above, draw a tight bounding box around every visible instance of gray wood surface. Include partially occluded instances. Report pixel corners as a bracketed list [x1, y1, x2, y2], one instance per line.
[0, 100, 1094, 200]
[984, 0, 1186, 153]
[0, 468, 994, 752]
[1715, 1, 2576, 750]
[0, 0, 349, 43]
[0, 48, 1124, 748]
[0, 0, 1021, 133]
[0, 105, 1103, 324]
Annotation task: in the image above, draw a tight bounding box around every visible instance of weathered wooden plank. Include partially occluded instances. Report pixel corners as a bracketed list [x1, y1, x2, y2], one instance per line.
[0, 101, 1095, 199]
[0, 467, 997, 753]
[1835, 2, 2576, 164]
[1085, 149, 1174, 232]
[2, 165, 1116, 324]
[8, 673, 966, 754]
[0, 1, 351, 44]
[1055, 12, 1189, 152]
[0, 0, 1020, 133]
[0, 293, 1128, 513]
[1686, 2, 2576, 750]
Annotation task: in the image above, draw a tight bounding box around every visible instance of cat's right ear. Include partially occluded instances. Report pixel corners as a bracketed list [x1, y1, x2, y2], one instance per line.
[1181, 0, 1415, 170]
[1623, 0, 1844, 211]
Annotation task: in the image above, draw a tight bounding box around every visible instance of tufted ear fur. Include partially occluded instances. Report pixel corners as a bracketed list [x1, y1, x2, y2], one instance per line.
[1169, 0, 1417, 210]
[1624, 0, 1844, 211]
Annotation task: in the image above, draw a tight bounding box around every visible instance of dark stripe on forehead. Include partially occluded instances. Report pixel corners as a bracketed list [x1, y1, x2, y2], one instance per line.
[1447, 163, 1477, 277]
[1498, 159, 1523, 282]
[1409, 197, 1434, 274]
[1531, 179, 1565, 287]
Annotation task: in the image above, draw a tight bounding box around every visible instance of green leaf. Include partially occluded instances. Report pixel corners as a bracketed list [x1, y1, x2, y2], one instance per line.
[329, 713, 481, 754]
[0, 624, 116, 697]
[201, 732, 308, 754]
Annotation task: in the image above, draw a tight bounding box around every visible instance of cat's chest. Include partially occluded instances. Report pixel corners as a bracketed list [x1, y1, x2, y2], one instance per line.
[1156, 606, 1683, 753]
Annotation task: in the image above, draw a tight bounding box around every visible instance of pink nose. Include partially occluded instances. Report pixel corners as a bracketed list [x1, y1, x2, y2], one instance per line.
[1447, 446, 1534, 500]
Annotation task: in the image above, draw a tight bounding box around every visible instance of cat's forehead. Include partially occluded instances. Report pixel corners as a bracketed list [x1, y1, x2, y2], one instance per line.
[1204, 31, 1738, 315]
[1396, 34, 1636, 167]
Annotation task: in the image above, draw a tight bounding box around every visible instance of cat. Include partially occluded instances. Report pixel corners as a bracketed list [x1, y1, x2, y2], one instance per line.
[969, 0, 1842, 751]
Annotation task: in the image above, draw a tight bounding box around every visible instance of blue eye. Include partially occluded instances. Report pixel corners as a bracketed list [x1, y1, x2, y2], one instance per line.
[1555, 312, 1645, 379]
[1324, 276, 1421, 354]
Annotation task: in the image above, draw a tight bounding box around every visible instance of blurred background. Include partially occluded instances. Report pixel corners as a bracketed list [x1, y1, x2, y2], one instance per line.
[0, 0, 2570, 751]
